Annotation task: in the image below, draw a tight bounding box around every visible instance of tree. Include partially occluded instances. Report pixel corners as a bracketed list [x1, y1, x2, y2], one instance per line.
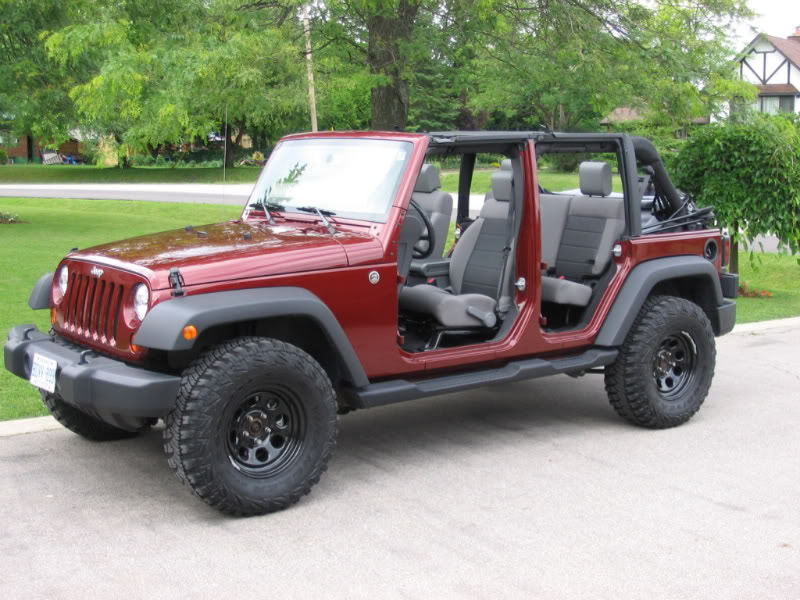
[311, 0, 753, 131]
[0, 0, 90, 144]
[672, 115, 800, 273]
[43, 0, 308, 166]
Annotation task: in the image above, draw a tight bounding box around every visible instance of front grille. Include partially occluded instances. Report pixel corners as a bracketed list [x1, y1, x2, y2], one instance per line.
[63, 273, 125, 344]
[54, 260, 147, 358]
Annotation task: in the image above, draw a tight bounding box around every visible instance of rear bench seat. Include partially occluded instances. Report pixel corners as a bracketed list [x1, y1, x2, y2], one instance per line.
[540, 161, 624, 307]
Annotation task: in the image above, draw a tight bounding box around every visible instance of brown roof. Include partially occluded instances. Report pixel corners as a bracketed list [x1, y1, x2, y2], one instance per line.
[766, 35, 800, 70]
[757, 83, 800, 95]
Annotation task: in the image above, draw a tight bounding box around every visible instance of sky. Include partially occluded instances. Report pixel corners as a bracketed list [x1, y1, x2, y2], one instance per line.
[733, 0, 800, 48]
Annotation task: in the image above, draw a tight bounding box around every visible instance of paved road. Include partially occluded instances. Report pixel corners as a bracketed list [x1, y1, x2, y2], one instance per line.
[1, 318, 799, 599]
[0, 183, 253, 205]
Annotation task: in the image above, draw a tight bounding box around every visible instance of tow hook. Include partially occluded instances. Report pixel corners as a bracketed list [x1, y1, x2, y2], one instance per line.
[169, 267, 186, 297]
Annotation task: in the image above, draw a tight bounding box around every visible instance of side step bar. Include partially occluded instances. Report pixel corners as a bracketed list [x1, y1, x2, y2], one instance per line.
[346, 348, 618, 409]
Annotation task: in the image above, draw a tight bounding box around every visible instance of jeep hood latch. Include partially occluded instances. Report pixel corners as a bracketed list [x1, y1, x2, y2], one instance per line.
[169, 267, 186, 297]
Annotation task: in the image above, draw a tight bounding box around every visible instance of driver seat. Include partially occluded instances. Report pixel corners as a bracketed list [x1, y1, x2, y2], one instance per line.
[411, 164, 453, 258]
[399, 170, 514, 328]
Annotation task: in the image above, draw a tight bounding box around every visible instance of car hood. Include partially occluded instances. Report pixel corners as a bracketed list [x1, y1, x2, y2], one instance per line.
[70, 220, 372, 289]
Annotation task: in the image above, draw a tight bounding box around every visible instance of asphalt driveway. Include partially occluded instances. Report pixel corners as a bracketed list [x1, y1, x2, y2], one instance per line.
[1, 318, 799, 599]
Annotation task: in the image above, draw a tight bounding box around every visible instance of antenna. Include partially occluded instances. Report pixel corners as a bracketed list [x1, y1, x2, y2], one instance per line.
[223, 103, 228, 209]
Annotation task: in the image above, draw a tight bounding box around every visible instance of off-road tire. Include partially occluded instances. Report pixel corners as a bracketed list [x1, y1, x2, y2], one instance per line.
[604, 295, 716, 429]
[42, 391, 141, 441]
[164, 336, 337, 516]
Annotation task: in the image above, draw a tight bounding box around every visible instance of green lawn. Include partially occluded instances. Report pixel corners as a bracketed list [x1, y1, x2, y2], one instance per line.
[736, 253, 800, 323]
[1, 197, 797, 422]
[0, 164, 261, 184]
[440, 168, 623, 195]
[0, 197, 241, 421]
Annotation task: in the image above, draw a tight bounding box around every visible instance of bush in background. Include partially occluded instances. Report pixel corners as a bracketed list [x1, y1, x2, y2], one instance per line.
[0, 148, 8, 164]
[672, 114, 800, 273]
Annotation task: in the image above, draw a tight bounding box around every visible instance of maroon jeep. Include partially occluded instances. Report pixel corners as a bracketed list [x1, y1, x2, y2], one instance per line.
[4, 131, 737, 515]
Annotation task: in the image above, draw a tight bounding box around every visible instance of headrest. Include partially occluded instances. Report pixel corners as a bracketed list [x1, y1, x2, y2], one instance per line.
[490, 170, 513, 202]
[579, 161, 612, 197]
[414, 164, 441, 193]
[500, 159, 512, 171]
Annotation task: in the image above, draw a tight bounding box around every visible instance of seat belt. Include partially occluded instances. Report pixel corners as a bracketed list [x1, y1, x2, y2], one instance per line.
[495, 174, 517, 318]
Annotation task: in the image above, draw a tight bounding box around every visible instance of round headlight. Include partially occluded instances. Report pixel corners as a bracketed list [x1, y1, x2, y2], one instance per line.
[58, 266, 69, 295]
[133, 284, 150, 321]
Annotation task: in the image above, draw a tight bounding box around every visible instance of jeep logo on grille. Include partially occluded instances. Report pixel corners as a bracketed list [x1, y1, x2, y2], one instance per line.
[90, 266, 104, 278]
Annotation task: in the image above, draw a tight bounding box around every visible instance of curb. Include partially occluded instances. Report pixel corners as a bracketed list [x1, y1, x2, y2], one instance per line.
[730, 315, 800, 334]
[0, 415, 60, 438]
[1, 316, 798, 437]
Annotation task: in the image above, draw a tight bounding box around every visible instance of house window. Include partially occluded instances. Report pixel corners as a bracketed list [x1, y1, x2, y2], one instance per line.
[760, 96, 797, 114]
[761, 96, 780, 114]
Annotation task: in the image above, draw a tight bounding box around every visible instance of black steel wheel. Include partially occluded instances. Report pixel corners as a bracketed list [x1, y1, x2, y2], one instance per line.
[605, 295, 716, 429]
[226, 391, 305, 478]
[652, 332, 697, 399]
[164, 336, 337, 516]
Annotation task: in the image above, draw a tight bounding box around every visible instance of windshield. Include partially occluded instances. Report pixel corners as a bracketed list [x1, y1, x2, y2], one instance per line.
[244, 138, 413, 223]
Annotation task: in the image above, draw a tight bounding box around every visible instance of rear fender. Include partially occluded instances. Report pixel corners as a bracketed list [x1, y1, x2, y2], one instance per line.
[596, 256, 727, 347]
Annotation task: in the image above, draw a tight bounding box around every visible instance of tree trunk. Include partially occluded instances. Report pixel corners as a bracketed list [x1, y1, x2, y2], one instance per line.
[730, 221, 740, 275]
[223, 121, 234, 169]
[730, 243, 739, 275]
[234, 119, 246, 147]
[147, 143, 161, 159]
[367, 1, 419, 131]
[114, 134, 130, 168]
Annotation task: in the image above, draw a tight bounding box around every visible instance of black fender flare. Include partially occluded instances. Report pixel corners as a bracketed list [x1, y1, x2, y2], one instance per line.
[134, 287, 368, 387]
[595, 256, 724, 347]
[29, 272, 54, 310]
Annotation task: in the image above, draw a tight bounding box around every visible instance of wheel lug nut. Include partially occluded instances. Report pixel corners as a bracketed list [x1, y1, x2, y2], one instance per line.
[242, 431, 249, 437]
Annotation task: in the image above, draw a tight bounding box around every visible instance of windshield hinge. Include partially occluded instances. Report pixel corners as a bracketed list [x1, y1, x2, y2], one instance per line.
[169, 267, 186, 297]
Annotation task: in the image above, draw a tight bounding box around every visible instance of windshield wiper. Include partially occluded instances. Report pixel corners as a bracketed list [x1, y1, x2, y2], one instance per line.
[256, 197, 280, 224]
[296, 206, 337, 234]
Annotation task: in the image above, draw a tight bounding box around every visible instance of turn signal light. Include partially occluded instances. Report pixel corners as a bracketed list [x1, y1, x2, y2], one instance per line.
[130, 344, 142, 353]
[183, 325, 198, 340]
[50, 308, 56, 325]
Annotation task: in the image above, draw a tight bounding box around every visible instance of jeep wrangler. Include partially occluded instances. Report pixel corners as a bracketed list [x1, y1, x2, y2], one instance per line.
[4, 131, 738, 516]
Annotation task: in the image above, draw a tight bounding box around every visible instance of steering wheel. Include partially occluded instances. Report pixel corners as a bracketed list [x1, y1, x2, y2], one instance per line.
[409, 198, 436, 260]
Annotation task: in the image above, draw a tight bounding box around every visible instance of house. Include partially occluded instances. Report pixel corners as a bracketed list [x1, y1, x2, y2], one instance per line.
[599, 106, 709, 138]
[737, 27, 800, 114]
[1, 134, 84, 164]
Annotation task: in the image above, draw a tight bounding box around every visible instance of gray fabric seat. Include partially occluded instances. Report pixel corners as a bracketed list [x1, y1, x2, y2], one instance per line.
[396, 211, 425, 293]
[412, 164, 453, 258]
[483, 159, 512, 202]
[540, 161, 624, 307]
[399, 170, 514, 328]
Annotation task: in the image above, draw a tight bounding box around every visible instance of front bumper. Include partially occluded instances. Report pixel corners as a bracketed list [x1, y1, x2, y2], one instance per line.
[4, 325, 180, 429]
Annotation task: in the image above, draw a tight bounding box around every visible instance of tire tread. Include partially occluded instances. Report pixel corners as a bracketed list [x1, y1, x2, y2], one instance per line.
[604, 295, 716, 429]
[163, 336, 337, 516]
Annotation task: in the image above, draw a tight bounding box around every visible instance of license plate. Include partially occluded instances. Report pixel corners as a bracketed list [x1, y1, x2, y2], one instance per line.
[29, 353, 58, 393]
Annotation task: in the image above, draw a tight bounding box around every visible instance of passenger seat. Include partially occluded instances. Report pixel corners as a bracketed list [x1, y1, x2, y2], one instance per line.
[540, 161, 624, 307]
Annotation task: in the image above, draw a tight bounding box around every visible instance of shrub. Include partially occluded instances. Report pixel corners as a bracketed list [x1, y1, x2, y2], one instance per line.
[672, 114, 800, 272]
[251, 151, 265, 162]
[0, 148, 8, 164]
[544, 152, 586, 173]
